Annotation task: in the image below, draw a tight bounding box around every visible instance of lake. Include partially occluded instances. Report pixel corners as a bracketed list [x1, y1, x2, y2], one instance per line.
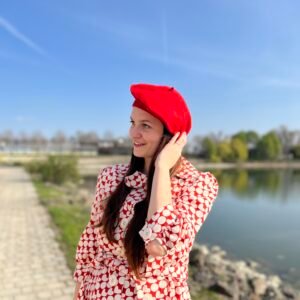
[82, 168, 300, 289]
[198, 168, 300, 289]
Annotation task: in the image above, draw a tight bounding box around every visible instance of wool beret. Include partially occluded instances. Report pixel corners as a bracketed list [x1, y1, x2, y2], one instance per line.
[130, 83, 192, 135]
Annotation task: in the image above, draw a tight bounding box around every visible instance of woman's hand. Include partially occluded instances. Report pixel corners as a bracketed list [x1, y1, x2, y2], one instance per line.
[145, 239, 167, 257]
[155, 132, 187, 169]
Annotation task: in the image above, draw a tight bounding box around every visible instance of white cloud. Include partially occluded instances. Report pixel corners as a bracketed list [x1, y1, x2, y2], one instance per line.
[74, 14, 150, 44]
[0, 16, 48, 57]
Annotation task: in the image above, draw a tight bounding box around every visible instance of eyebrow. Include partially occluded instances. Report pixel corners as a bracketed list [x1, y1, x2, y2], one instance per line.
[130, 117, 152, 123]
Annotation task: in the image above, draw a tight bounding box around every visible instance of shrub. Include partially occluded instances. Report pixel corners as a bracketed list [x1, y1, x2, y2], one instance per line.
[24, 160, 44, 174]
[25, 155, 80, 185]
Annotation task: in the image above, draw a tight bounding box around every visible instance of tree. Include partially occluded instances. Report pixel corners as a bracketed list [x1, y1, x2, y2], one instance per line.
[51, 131, 67, 152]
[103, 130, 114, 141]
[217, 141, 233, 162]
[232, 130, 259, 145]
[189, 135, 203, 156]
[275, 125, 297, 157]
[30, 131, 48, 151]
[19, 131, 30, 146]
[232, 131, 247, 143]
[291, 145, 300, 159]
[202, 137, 218, 160]
[256, 131, 282, 160]
[0, 130, 14, 146]
[231, 138, 248, 162]
[246, 131, 259, 144]
[76, 131, 99, 146]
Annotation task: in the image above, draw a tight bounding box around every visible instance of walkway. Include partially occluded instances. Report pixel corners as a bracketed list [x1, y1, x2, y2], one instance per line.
[0, 166, 74, 300]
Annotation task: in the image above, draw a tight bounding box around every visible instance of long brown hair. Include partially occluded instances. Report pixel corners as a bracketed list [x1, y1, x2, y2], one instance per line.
[94, 128, 182, 279]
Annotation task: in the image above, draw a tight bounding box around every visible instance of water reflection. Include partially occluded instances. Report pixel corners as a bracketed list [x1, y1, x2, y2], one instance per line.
[214, 169, 300, 203]
[200, 168, 300, 288]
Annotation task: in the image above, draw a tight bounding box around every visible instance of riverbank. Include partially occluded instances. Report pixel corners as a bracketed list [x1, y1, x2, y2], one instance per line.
[78, 157, 300, 176]
[191, 160, 300, 170]
[188, 244, 300, 300]
[1, 154, 300, 176]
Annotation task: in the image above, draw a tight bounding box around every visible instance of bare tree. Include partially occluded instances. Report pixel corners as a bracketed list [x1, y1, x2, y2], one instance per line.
[275, 125, 296, 156]
[0, 130, 14, 146]
[19, 131, 30, 145]
[30, 131, 48, 151]
[75, 131, 100, 151]
[51, 130, 67, 151]
[294, 130, 300, 145]
[189, 135, 203, 155]
[208, 130, 227, 143]
[103, 130, 114, 141]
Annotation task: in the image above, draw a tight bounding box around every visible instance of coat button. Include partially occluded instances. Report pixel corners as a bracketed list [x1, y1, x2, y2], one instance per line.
[109, 273, 118, 286]
[137, 289, 144, 298]
[121, 219, 128, 228]
[142, 227, 152, 239]
[115, 247, 125, 257]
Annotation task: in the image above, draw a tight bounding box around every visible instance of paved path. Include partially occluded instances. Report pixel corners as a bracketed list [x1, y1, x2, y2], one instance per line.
[0, 166, 74, 300]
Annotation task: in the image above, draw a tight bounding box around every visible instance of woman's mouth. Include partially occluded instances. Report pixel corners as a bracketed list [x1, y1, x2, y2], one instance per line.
[134, 142, 146, 148]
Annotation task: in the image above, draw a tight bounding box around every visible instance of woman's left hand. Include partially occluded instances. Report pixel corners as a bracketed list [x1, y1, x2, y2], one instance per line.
[155, 132, 187, 169]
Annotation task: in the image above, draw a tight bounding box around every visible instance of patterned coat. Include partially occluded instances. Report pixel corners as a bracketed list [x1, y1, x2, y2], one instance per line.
[73, 157, 219, 300]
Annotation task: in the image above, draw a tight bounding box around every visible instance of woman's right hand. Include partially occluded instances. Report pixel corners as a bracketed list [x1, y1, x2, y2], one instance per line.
[155, 132, 187, 170]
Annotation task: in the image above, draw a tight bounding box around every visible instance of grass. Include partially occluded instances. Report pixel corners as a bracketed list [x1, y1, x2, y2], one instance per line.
[33, 180, 65, 204]
[48, 204, 90, 270]
[32, 179, 90, 272]
[191, 290, 223, 300]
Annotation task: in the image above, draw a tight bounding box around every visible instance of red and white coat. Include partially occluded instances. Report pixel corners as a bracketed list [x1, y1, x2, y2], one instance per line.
[73, 157, 219, 300]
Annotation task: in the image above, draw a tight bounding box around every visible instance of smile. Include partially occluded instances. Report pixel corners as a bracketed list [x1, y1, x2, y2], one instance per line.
[134, 143, 145, 147]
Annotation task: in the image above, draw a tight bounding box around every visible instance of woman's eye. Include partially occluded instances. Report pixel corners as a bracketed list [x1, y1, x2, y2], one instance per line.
[130, 121, 150, 129]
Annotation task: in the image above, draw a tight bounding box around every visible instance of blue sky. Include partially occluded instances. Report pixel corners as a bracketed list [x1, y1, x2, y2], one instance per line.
[1, 0, 300, 139]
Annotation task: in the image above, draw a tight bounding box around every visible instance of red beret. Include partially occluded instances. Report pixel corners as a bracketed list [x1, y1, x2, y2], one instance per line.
[130, 83, 192, 135]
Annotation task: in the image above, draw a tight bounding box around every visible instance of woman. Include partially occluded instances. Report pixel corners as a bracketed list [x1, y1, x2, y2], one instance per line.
[73, 83, 219, 300]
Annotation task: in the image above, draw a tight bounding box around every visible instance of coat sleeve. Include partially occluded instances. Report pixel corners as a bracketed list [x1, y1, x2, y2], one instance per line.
[73, 166, 110, 282]
[138, 172, 219, 255]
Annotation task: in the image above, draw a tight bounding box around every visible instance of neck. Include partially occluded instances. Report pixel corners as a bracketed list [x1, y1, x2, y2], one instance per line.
[144, 158, 150, 176]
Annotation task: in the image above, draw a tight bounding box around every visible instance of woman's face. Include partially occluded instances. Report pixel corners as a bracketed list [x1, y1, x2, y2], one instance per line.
[129, 107, 164, 160]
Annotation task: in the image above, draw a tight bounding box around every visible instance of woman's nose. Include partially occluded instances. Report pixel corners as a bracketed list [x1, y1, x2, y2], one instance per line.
[130, 126, 142, 138]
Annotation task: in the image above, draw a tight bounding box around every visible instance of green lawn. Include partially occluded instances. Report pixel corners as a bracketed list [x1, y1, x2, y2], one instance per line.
[32, 179, 90, 271]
